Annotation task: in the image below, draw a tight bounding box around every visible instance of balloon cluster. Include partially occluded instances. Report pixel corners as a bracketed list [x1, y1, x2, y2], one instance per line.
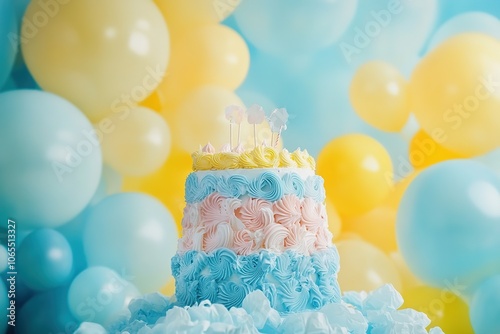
[0, 0, 499, 333]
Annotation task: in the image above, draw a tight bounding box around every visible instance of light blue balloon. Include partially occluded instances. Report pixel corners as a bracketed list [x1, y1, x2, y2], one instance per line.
[57, 210, 90, 279]
[18, 287, 80, 334]
[233, 0, 358, 56]
[83, 193, 178, 293]
[397, 160, 500, 288]
[0, 90, 102, 229]
[0, 0, 18, 88]
[337, 0, 436, 68]
[470, 275, 500, 334]
[427, 12, 500, 52]
[18, 228, 73, 290]
[0, 280, 8, 334]
[68, 266, 140, 326]
[90, 165, 123, 206]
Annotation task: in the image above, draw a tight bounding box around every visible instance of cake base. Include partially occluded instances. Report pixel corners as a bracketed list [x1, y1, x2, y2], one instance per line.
[172, 247, 341, 313]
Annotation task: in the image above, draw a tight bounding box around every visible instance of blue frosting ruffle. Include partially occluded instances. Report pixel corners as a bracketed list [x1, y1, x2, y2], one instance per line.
[172, 248, 341, 314]
[83, 284, 444, 334]
[185, 171, 326, 203]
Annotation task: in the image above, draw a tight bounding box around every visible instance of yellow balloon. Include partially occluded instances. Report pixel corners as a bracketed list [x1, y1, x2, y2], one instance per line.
[165, 86, 280, 152]
[154, 0, 240, 28]
[123, 147, 192, 233]
[403, 286, 474, 333]
[326, 199, 342, 240]
[101, 107, 171, 176]
[140, 89, 166, 112]
[383, 170, 421, 211]
[317, 134, 394, 218]
[411, 33, 500, 156]
[158, 25, 249, 109]
[409, 130, 464, 169]
[389, 251, 423, 293]
[336, 239, 402, 292]
[160, 277, 176, 296]
[350, 61, 411, 132]
[22, 0, 169, 122]
[343, 206, 397, 254]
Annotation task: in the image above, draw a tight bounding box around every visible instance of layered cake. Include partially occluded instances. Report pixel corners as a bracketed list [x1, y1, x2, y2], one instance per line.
[171, 143, 341, 313]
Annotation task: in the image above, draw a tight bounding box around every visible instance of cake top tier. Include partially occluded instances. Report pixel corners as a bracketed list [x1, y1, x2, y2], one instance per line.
[192, 143, 316, 171]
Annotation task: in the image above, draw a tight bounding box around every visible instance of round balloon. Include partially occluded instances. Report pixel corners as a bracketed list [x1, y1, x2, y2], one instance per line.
[234, 0, 357, 56]
[154, 0, 240, 27]
[470, 275, 500, 334]
[0, 0, 17, 88]
[123, 147, 193, 231]
[428, 12, 500, 51]
[317, 134, 394, 217]
[397, 160, 500, 288]
[336, 239, 401, 292]
[101, 106, 171, 176]
[0, 280, 7, 334]
[325, 199, 342, 239]
[83, 193, 178, 293]
[21, 0, 169, 121]
[389, 251, 422, 292]
[343, 206, 397, 254]
[403, 285, 473, 333]
[18, 229, 73, 290]
[411, 33, 500, 156]
[409, 130, 464, 169]
[158, 24, 249, 110]
[350, 61, 411, 132]
[18, 287, 79, 334]
[68, 266, 140, 326]
[0, 90, 102, 229]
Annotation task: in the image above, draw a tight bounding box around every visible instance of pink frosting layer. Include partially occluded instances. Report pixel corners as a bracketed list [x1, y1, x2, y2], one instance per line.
[178, 194, 333, 256]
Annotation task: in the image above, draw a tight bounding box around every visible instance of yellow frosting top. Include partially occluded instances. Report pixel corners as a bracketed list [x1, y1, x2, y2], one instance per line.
[192, 145, 316, 171]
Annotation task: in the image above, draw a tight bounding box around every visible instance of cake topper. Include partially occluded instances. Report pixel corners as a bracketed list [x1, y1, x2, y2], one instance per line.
[246, 104, 265, 148]
[268, 108, 289, 147]
[225, 105, 245, 148]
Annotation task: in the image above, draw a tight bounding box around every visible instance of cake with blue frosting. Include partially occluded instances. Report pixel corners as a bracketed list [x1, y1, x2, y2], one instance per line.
[171, 142, 342, 313]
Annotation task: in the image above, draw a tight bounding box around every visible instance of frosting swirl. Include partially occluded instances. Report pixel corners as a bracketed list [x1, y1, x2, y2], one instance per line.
[251, 146, 279, 168]
[273, 195, 302, 227]
[300, 197, 326, 233]
[207, 248, 237, 282]
[263, 223, 288, 253]
[247, 172, 283, 202]
[281, 173, 305, 198]
[216, 174, 249, 198]
[236, 198, 274, 232]
[217, 282, 249, 308]
[278, 149, 297, 168]
[191, 146, 315, 171]
[204, 222, 234, 252]
[304, 175, 326, 203]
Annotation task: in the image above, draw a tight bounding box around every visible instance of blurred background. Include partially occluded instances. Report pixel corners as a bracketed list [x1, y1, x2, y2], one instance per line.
[0, 0, 500, 333]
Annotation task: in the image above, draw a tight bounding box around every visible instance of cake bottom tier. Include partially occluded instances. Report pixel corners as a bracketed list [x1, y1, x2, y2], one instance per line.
[171, 247, 341, 314]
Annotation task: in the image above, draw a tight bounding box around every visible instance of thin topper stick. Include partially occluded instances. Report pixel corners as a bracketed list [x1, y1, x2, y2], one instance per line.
[247, 104, 265, 148]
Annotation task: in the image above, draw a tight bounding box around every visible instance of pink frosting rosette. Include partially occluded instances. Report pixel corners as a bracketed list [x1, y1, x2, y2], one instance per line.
[204, 222, 234, 253]
[233, 229, 261, 255]
[315, 225, 333, 250]
[273, 194, 302, 227]
[284, 223, 316, 255]
[200, 193, 242, 231]
[263, 223, 288, 253]
[300, 197, 326, 234]
[236, 198, 274, 232]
